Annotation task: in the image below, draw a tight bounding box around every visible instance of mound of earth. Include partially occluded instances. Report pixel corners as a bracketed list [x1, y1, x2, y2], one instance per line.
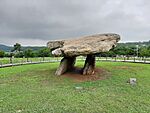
[61, 67, 110, 82]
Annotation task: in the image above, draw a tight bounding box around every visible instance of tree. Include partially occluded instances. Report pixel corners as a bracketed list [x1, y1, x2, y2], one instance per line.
[12, 43, 21, 52]
[126, 46, 136, 56]
[24, 49, 34, 61]
[38, 48, 51, 61]
[107, 50, 116, 57]
[113, 46, 127, 55]
[139, 47, 149, 57]
[0, 50, 5, 58]
[14, 52, 24, 58]
[38, 48, 51, 57]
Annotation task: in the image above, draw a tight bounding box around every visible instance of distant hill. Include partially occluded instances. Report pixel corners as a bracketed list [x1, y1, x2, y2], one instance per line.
[21, 46, 46, 51]
[0, 44, 46, 52]
[0, 44, 12, 52]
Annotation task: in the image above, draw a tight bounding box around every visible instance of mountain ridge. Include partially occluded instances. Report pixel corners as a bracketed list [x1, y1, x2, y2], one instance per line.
[0, 44, 46, 52]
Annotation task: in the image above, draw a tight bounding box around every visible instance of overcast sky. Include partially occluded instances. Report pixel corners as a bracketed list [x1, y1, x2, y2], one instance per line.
[0, 0, 150, 46]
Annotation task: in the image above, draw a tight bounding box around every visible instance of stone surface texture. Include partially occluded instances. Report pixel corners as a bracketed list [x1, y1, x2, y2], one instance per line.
[47, 33, 120, 57]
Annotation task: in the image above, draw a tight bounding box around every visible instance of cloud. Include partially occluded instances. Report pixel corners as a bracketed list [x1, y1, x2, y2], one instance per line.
[0, 0, 150, 45]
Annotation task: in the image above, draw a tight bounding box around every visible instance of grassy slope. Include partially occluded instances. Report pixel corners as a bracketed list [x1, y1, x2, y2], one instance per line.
[0, 62, 150, 113]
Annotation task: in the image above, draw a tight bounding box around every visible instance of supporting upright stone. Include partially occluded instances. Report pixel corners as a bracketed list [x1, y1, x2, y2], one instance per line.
[55, 57, 76, 75]
[82, 55, 95, 75]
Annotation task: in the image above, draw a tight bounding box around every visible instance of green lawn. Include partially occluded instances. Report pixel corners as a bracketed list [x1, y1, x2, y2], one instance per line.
[0, 62, 150, 113]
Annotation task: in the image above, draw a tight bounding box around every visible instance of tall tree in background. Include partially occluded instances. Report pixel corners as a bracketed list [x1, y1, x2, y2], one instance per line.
[24, 49, 34, 62]
[0, 50, 5, 58]
[38, 48, 51, 61]
[12, 43, 21, 52]
[139, 47, 150, 57]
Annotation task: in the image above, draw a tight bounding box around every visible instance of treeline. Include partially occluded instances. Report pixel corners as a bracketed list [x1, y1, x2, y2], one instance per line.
[0, 43, 51, 58]
[0, 42, 150, 58]
[99, 44, 150, 57]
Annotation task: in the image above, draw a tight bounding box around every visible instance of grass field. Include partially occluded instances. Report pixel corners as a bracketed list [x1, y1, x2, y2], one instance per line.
[0, 62, 150, 113]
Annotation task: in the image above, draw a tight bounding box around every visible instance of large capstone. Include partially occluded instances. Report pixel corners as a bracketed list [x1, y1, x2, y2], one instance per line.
[47, 33, 120, 75]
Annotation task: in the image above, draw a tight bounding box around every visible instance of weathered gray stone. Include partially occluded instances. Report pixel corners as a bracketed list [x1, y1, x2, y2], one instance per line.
[55, 57, 76, 75]
[129, 78, 137, 85]
[75, 86, 83, 90]
[47, 33, 120, 57]
[83, 55, 95, 75]
[47, 41, 64, 50]
[47, 33, 120, 75]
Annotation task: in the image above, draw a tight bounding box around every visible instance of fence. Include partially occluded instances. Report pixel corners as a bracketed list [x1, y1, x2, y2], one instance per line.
[0, 57, 61, 68]
[0, 56, 150, 68]
[95, 57, 150, 64]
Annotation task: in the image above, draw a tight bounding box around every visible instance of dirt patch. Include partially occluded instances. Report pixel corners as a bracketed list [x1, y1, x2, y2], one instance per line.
[62, 67, 110, 82]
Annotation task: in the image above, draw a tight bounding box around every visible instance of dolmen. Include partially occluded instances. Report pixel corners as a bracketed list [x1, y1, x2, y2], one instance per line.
[47, 33, 120, 76]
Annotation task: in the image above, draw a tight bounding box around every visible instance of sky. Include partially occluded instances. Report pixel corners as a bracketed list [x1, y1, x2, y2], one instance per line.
[0, 0, 150, 46]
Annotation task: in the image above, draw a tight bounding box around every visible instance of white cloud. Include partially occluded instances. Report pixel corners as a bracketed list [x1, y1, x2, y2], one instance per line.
[0, 0, 150, 45]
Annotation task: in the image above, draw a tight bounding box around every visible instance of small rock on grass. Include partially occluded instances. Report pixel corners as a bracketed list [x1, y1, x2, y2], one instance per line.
[75, 86, 83, 90]
[16, 110, 22, 113]
[128, 78, 137, 85]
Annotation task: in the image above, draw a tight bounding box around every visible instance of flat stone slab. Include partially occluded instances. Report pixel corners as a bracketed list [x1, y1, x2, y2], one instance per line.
[47, 33, 120, 57]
